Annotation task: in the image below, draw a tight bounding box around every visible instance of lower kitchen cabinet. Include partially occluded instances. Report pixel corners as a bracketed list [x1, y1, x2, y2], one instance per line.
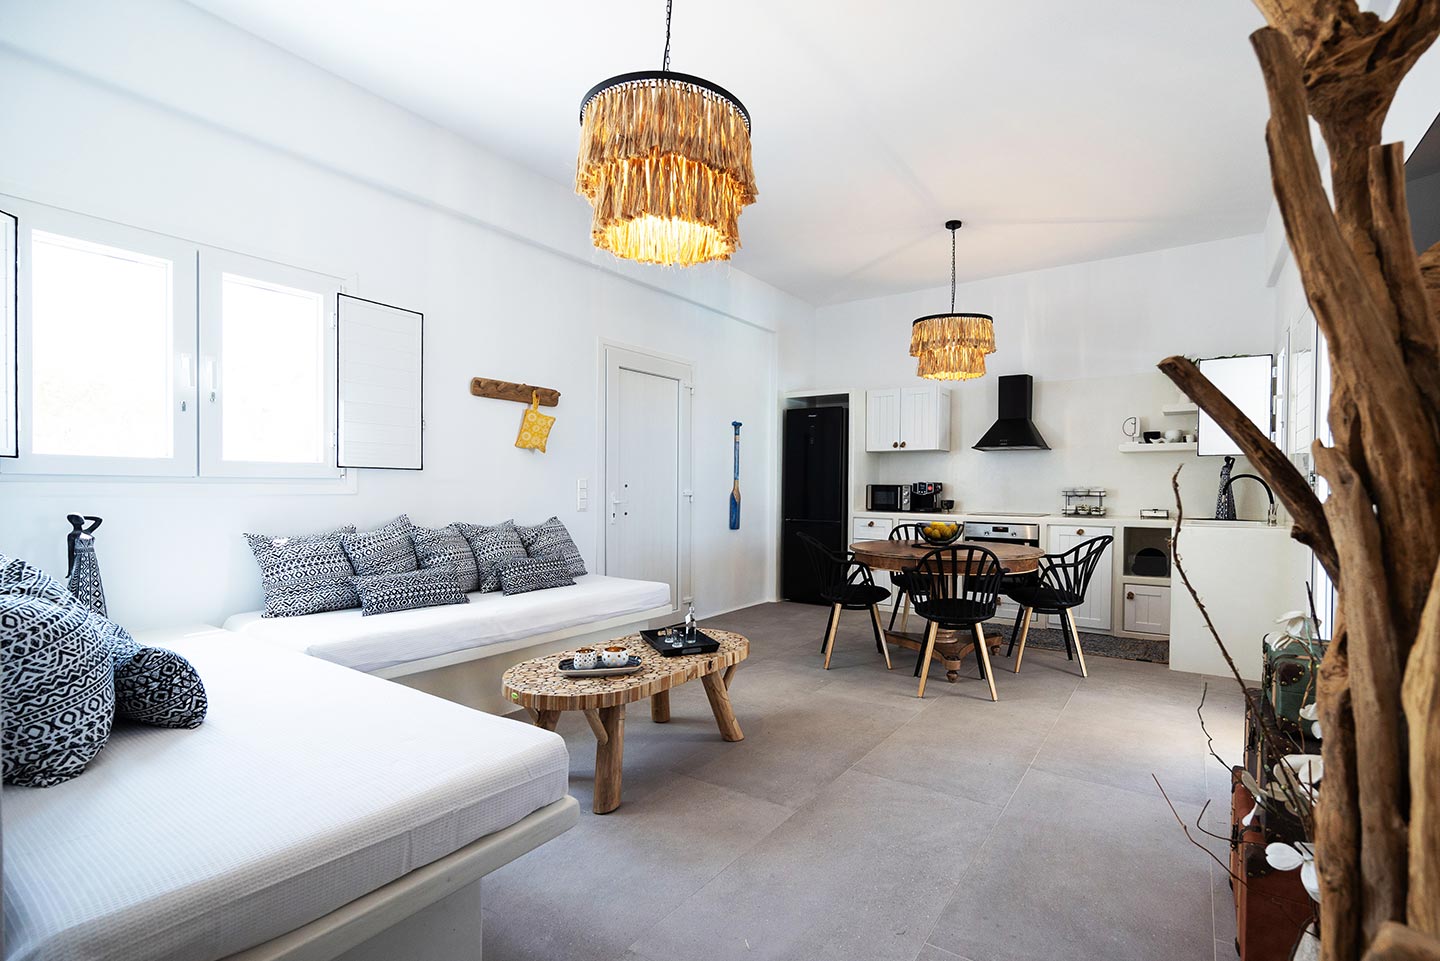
[1046, 524, 1113, 631]
[1122, 582, 1171, 634]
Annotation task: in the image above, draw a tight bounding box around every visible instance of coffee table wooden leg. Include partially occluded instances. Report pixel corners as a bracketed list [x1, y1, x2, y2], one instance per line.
[722, 664, 738, 689]
[651, 690, 671, 723]
[534, 710, 561, 732]
[701, 671, 744, 742]
[583, 708, 610, 745]
[593, 705, 625, 815]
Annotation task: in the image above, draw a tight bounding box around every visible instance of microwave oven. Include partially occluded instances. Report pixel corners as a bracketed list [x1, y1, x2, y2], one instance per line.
[866, 484, 910, 512]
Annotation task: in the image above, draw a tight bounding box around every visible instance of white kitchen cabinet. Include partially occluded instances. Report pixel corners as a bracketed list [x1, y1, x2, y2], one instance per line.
[1122, 582, 1171, 634]
[1046, 524, 1113, 631]
[865, 387, 950, 452]
[852, 516, 894, 541]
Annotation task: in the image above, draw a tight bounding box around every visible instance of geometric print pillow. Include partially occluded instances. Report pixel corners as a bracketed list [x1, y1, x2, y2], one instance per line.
[455, 520, 528, 592]
[410, 523, 481, 593]
[341, 515, 418, 577]
[516, 516, 587, 577]
[497, 555, 576, 596]
[0, 556, 116, 787]
[114, 647, 208, 728]
[352, 565, 469, 617]
[244, 526, 359, 618]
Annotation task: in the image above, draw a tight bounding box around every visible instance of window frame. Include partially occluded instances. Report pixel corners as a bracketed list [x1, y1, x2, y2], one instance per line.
[198, 248, 341, 480]
[5, 201, 199, 478]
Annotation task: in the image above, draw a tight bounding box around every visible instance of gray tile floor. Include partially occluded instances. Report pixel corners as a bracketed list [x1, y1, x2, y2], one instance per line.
[484, 602, 1246, 961]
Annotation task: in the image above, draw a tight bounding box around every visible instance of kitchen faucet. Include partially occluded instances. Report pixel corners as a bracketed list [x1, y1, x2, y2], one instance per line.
[1217, 473, 1277, 526]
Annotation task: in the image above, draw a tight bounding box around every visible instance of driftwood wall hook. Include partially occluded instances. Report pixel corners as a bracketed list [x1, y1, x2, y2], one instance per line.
[469, 378, 561, 407]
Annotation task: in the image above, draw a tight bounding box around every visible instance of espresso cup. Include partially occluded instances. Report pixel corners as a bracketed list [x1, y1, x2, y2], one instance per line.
[571, 648, 598, 670]
[600, 646, 630, 668]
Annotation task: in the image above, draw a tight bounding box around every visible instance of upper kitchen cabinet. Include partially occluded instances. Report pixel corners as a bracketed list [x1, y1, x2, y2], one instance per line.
[865, 386, 951, 452]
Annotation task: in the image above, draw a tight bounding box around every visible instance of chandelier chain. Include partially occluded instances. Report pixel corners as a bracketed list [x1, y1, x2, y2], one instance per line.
[662, 0, 673, 71]
[950, 224, 957, 314]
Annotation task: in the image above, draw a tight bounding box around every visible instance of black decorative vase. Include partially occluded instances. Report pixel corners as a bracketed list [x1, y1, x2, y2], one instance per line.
[66, 514, 107, 616]
[1214, 456, 1238, 521]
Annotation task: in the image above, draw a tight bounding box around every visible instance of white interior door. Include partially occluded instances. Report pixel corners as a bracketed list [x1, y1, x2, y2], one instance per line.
[604, 346, 692, 612]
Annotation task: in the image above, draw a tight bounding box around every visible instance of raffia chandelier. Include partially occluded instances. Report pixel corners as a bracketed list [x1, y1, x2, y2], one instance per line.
[575, 0, 757, 267]
[909, 220, 995, 380]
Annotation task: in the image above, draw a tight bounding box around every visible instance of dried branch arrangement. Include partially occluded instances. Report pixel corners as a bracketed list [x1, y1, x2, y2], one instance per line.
[1158, 3, 1440, 959]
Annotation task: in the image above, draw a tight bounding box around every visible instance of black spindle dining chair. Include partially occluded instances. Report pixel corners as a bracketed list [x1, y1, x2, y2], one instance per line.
[887, 522, 926, 632]
[1005, 535, 1113, 677]
[903, 545, 1005, 700]
[796, 532, 893, 671]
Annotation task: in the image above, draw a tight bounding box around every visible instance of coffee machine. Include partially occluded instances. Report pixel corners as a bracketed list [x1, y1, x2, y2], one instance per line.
[910, 482, 944, 513]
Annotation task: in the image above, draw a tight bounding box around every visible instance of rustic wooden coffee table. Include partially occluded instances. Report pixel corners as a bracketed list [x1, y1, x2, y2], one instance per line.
[501, 630, 749, 814]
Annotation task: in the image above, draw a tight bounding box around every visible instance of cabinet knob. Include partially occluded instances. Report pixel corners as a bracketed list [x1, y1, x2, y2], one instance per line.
[1126, 591, 1135, 600]
[867, 521, 875, 527]
[900, 441, 907, 448]
[892, 441, 899, 448]
[1077, 529, 1085, 535]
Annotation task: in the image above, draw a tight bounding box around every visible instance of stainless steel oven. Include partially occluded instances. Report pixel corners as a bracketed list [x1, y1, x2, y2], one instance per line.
[962, 521, 1041, 623]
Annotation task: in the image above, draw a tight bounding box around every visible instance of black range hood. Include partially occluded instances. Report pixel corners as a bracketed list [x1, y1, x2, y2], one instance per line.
[973, 374, 1050, 451]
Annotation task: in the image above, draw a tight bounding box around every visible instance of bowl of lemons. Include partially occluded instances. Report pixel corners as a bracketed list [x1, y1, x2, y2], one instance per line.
[917, 520, 962, 546]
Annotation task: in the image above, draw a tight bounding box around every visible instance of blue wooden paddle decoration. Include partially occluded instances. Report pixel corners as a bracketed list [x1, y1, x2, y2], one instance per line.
[729, 421, 743, 530]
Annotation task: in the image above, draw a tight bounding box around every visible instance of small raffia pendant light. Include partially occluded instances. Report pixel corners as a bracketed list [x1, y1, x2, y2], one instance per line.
[575, 0, 757, 267]
[909, 220, 996, 380]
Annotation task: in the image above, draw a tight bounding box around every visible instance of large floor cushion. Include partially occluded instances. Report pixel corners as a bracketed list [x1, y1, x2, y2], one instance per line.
[0, 628, 569, 961]
[223, 574, 672, 673]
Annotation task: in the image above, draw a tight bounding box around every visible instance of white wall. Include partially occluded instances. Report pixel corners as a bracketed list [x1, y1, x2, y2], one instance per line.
[785, 235, 1279, 520]
[0, 0, 810, 629]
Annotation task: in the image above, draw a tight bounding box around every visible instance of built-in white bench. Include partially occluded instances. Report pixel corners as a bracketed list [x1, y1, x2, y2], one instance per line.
[223, 574, 673, 714]
[1, 626, 578, 961]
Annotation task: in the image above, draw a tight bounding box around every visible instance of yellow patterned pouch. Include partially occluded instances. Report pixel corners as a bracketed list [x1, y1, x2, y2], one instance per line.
[515, 390, 555, 452]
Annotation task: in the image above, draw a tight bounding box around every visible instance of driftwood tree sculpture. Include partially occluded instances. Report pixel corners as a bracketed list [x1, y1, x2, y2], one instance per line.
[1159, 3, 1440, 959]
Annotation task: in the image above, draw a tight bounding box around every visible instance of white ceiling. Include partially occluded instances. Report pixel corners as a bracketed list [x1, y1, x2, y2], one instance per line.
[187, 0, 1274, 305]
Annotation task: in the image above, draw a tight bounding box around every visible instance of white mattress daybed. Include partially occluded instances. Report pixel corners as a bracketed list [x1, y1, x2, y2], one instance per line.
[223, 574, 672, 714]
[1, 626, 577, 961]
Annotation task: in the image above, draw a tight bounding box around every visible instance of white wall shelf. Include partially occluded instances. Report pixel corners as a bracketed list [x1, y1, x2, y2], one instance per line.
[1119, 441, 1197, 453]
[1161, 402, 1198, 415]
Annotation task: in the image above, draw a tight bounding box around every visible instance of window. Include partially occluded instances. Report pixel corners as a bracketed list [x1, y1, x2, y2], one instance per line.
[2, 197, 342, 480]
[200, 250, 337, 478]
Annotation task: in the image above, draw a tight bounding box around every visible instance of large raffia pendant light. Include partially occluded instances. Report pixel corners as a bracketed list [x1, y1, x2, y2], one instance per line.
[575, 0, 757, 267]
[909, 220, 995, 380]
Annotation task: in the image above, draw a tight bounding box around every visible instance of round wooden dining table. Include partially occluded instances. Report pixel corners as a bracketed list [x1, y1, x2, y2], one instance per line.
[850, 539, 1044, 576]
[849, 539, 1045, 693]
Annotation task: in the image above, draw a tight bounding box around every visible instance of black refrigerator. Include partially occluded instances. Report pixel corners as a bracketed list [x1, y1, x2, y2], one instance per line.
[781, 406, 848, 604]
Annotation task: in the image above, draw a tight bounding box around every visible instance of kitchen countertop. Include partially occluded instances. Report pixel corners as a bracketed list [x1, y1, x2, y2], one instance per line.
[851, 510, 1204, 529]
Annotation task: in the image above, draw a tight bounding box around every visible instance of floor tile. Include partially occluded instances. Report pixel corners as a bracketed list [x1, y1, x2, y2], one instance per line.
[481, 774, 792, 961]
[1028, 682, 1214, 804]
[675, 682, 928, 808]
[631, 769, 1003, 961]
[926, 769, 1216, 961]
[917, 945, 973, 961]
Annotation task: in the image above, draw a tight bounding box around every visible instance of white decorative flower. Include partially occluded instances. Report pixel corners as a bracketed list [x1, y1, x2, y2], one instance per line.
[1299, 703, 1323, 739]
[1275, 610, 1310, 636]
[1265, 841, 1319, 902]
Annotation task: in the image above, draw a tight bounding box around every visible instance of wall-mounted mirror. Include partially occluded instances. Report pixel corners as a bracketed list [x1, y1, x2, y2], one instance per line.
[1197, 354, 1273, 457]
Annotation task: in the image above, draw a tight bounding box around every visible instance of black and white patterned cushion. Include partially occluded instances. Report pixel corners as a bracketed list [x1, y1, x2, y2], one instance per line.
[245, 526, 359, 618]
[1, 555, 115, 787]
[456, 521, 528, 592]
[341, 515, 418, 577]
[352, 565, 469, 616]
[516, 516, 587, 576]
[498, 555, 576, 596]
[410, 524, 481, 593]
[114, 647, 208, 728]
